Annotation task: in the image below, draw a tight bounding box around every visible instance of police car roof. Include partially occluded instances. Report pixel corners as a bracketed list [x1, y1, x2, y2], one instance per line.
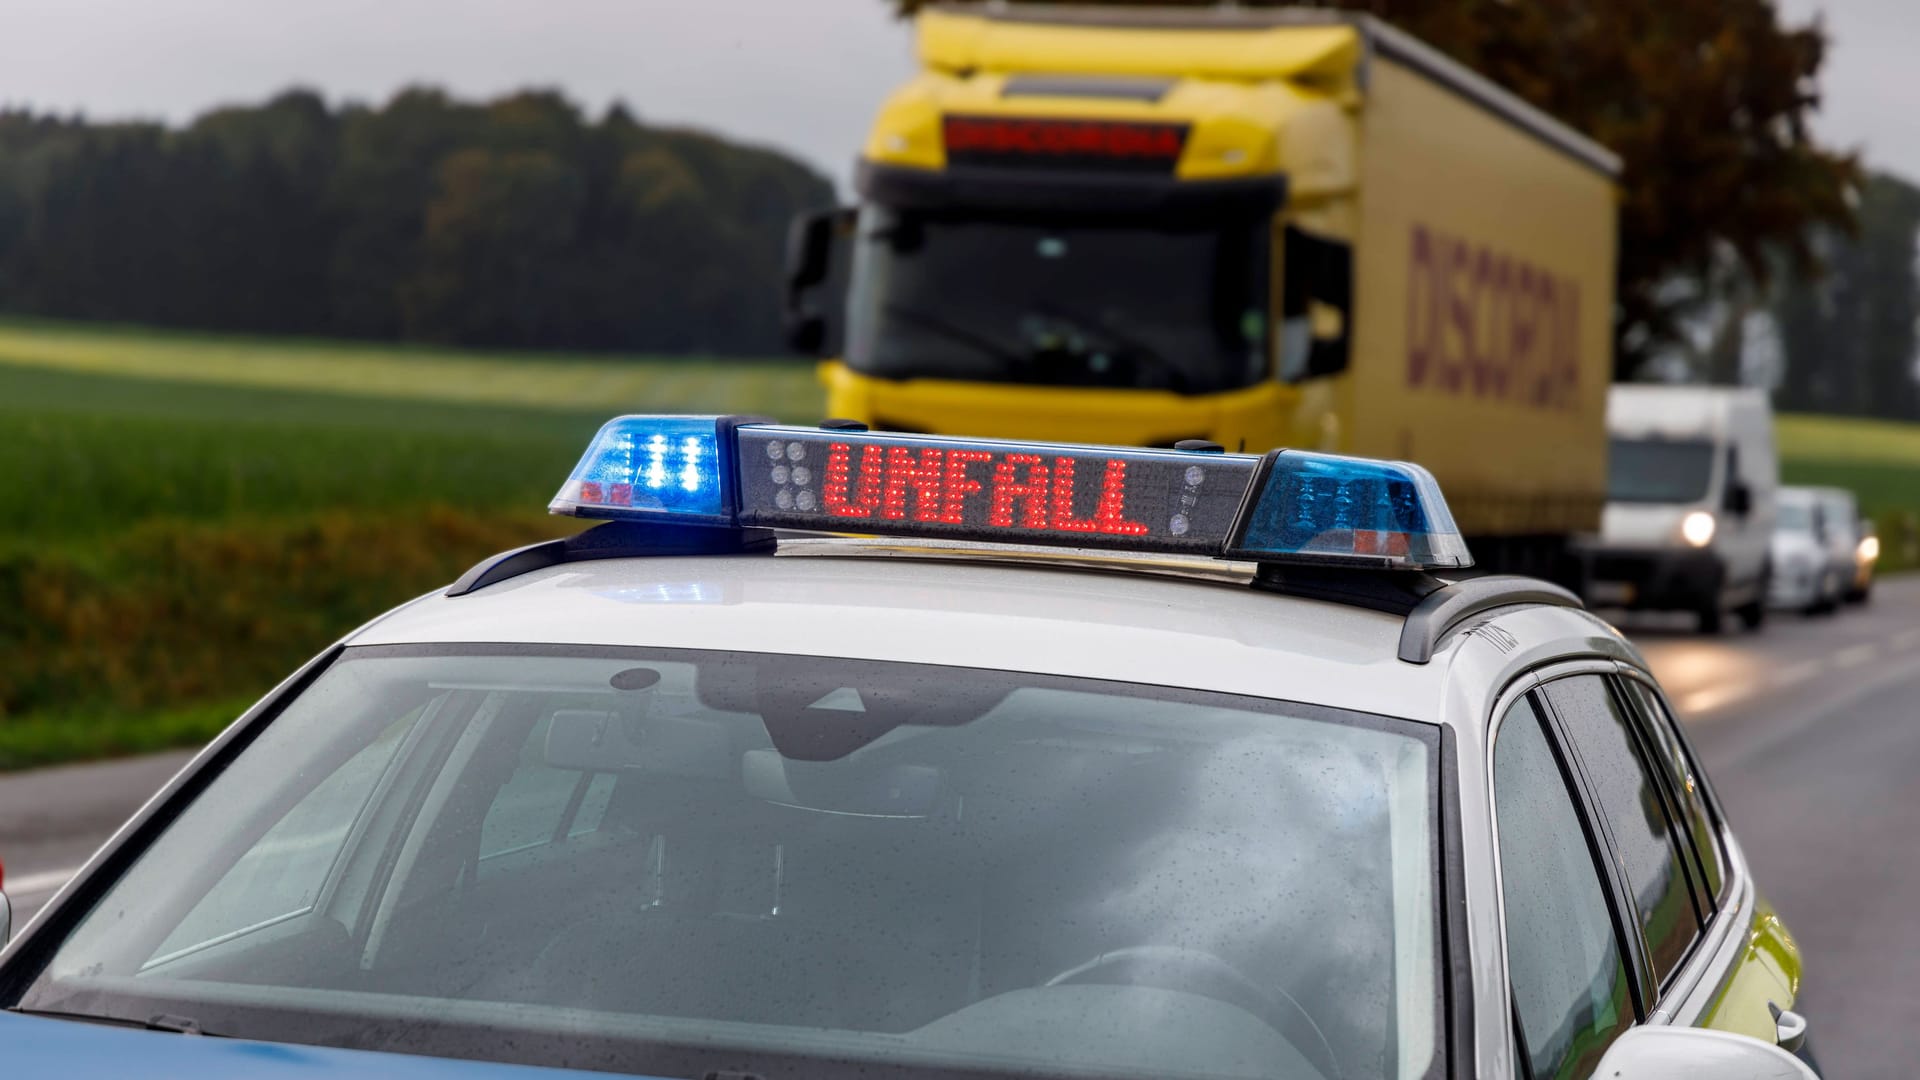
[348, 538, 1633, 728]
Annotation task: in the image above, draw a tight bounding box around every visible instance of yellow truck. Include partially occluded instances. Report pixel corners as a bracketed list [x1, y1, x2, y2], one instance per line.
[785, 2, 1620, 580]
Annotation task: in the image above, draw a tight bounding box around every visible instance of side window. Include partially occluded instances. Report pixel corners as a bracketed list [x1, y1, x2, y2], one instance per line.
[1495, 695, 1634, 1079]
[155, 710, 416, 957]
[1275, 224, 1352, 382]
[1542, 676, 1703, 983]
[1616, 677, 1724, 901]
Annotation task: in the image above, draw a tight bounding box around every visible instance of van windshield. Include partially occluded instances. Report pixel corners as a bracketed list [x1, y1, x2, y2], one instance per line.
[18, 645, 1442, 1080]
[844, 205, 1271, 395]
[1608, 438, 1716, 504]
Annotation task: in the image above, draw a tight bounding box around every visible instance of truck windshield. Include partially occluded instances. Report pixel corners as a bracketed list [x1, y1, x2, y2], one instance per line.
[1608, 438, 1716, 504]
[18, 644, 1441, 1080]
[845, 205, 1270, 394]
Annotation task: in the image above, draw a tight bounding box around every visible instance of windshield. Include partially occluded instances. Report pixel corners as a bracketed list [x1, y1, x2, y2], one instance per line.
[845, 206, 1271, 395]
[16, 645, 1441, 1080]
[1776, 499, 1816, 533]
[1607, 438, 1716, 504]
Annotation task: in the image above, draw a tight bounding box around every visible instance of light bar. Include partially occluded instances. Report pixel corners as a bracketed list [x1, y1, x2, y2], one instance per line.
[550, 415, 736, 524]
[1226, 452, 1470, 569]
[551, 416, 1473, 570]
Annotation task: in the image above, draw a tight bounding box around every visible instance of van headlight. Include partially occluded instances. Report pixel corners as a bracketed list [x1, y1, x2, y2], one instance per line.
[1858, 535, 1880, 563]
[1681, 511, 1717, 548]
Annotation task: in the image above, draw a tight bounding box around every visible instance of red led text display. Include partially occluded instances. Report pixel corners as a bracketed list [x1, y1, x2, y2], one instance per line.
[821, 444, 1149, 535]
[942, 115, 1187, 173]
[737, 433, 1259, 554]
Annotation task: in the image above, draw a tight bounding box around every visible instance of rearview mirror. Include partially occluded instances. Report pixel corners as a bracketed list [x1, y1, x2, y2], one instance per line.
[784, 208, 842, 292]
[783, 206, 854, 356]
[1724, 482, 1753, 517]
[1592, 1025, 1816, 1079]
[787, 313, 827, 355]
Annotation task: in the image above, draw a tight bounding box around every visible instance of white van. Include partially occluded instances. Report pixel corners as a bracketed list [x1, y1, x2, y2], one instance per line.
[1584, 385, 1778, 632]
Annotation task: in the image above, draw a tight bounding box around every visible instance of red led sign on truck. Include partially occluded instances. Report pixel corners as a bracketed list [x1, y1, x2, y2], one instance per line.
[736, 432, 1257, 555]
[942, 115, 1188, 173]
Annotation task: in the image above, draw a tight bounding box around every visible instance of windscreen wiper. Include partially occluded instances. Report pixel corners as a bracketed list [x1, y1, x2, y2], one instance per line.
[8, 1006, 220, 1036]
[882, 302, 1026, 368]
[1032, 301, 1182, 389]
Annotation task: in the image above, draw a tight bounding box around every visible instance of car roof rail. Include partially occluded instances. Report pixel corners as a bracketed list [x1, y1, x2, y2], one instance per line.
[447, 521, 774, 597]
[1396, 575, 1584, 664]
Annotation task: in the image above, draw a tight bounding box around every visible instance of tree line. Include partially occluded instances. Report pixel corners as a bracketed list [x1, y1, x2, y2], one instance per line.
[0, 88, 833, 355]
[1773, 172, 1920, 421]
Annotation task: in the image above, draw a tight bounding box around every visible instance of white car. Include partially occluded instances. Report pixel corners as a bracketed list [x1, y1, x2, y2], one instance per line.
[1809, 487, 1876, 604]
[0, 418, 1818, 1080]
[1769, 487, 1845, 613]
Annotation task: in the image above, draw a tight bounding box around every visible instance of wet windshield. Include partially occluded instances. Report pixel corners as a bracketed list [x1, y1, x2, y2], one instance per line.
[1607, 438, 1716, 504]
[845, 206, 1271, 394]
[19, 645, 1440, 1080]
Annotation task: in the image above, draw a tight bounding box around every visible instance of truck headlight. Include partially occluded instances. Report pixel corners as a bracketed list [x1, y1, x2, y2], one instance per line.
[1858, 535, 1880, 563]
[1681, 511, 1716, 548]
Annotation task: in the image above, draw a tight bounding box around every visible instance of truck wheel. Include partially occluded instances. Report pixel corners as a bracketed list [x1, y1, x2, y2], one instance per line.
[1696, 605, 1724, 634]
[1736, 598, 1767, 631]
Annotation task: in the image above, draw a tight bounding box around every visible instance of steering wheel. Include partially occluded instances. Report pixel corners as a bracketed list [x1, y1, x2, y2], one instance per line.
[1044, 945, 1341, 1079]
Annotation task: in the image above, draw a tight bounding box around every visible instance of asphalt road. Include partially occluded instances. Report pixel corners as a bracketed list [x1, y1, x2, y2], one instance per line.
[3, 579, 1918, 1076]
[1624, 575, 1920, 1080]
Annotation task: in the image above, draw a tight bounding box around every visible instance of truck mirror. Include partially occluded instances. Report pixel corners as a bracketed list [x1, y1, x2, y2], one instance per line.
[783, 207, 854, 358]
[1725, 482, 1752, 517]
[785, 207, 853, 293]
[786, 211, 831, 291]
[787, 314, 827, 355]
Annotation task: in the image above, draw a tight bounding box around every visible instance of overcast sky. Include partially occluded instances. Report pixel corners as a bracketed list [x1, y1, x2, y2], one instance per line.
[0, 0, 1913, 190]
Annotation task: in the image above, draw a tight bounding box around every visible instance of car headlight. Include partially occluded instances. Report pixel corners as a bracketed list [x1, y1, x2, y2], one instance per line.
[1681, 511, 1716, 548]
[1858, 535, 1880, 563]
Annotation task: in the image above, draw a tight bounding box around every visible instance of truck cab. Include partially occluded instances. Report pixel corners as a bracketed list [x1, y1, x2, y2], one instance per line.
[786, 3, 1620, 586]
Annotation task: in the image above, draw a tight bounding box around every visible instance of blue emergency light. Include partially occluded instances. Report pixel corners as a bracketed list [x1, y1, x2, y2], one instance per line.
[550, 416, 1472, 571]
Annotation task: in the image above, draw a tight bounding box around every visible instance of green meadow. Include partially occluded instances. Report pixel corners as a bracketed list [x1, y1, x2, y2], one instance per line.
[3, 318, 1918, 768]
[0, 321, 820, 768]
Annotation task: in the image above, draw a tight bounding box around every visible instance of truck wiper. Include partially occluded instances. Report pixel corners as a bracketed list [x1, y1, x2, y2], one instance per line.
[882, 302, 1026, 367]
[1032, 301, 1183, 390]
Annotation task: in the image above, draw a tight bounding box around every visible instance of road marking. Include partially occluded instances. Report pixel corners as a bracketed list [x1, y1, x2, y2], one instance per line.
[6, 866, 81, 897]
[1833, 643, 1881, 670]
[1773, 660, 1823, 688]
[1676, 642, 1882, 719]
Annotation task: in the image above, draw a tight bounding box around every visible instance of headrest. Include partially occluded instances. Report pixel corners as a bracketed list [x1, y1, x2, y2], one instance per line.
[544, 709, 733, 778]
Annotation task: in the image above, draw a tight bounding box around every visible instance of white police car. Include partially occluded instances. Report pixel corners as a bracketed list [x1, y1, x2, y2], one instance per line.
[0, 418, 1816, 1079]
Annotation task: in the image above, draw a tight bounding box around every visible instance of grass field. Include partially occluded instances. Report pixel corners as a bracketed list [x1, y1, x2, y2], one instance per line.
[0, 317, 822, 418]
[0, 320, 821, 768]
[4, 317, 1920, 768]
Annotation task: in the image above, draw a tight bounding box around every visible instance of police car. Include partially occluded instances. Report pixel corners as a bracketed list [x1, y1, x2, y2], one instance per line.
[0, 417, 1816, 1079]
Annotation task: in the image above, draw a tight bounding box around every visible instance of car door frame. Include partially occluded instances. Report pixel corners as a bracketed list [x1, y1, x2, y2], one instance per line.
[1485, 660, 1654, 1077]
[1605, 662, 1767, 1032]
[1486, 657, 1766, 1074]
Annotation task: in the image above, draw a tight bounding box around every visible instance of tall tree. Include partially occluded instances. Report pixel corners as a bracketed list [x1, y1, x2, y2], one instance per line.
[889, 0, 1858, 378]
